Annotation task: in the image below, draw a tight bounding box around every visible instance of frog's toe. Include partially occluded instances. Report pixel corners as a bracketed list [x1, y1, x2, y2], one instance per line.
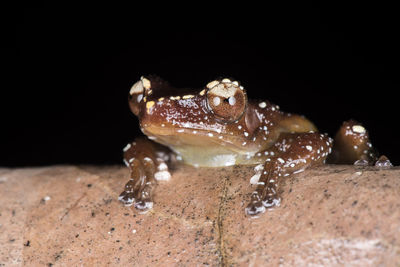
[354, 158, 370, 166]
[245, 201, 266, 216]
[119, 178, 154, 210]
[262, 196, 281, 208]
[118, 190, 135, 206]
[134, 199, 153, 211]
[375, 155, 393, 169]
[119, 188, 154, 211]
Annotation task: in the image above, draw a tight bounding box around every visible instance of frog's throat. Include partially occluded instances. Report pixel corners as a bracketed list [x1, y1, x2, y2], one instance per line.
[170, 146, 263, 167]
[144, 129, 262, 167]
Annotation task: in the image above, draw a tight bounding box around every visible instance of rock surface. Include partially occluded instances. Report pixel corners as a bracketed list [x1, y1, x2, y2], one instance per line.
[0, 164, 399, 266]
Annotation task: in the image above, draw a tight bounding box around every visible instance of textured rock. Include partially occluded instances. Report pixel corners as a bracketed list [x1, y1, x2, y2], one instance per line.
[0, 164, 399, 266]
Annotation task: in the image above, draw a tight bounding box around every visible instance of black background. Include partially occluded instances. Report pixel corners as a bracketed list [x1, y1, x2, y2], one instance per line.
[6, 4, 399, 167]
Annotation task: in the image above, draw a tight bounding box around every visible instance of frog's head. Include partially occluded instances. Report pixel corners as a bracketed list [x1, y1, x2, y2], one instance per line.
[128, 75, 262, 165]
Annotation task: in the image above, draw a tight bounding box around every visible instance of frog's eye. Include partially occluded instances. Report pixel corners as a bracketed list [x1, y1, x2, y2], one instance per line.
[128, 76, 151, 115]
[206, 79, 247, 122]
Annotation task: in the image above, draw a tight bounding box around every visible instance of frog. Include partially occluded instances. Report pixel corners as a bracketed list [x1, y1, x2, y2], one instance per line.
[119, 75, 391, 216]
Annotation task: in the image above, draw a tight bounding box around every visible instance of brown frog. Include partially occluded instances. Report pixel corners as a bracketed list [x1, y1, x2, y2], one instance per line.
[119, 76, 390, 216]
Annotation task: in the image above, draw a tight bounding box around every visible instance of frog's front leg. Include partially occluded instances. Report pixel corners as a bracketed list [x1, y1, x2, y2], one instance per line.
[246, 132, 333, 216]
[119, 137, 172, 211]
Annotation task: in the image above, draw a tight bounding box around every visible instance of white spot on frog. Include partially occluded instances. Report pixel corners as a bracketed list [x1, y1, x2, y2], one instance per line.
[137, 94, 143, 103]
[154, 171, 171, 181]
[352, 125, 366, 134]
[157, 162, 168, 171]
[213, 96, 221, 106]
[250, 173, 261, 185]
[254, 164, 264, 172]
[130, 80, 144, 95]
[123, 143, 131, 152]
[206, 80, 219, 89]
[141, 77, 151, 89]
[228, 96, 236, 105]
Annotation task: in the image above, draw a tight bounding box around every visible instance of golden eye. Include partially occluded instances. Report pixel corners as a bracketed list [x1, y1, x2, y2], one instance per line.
[206, 80, 247, 122]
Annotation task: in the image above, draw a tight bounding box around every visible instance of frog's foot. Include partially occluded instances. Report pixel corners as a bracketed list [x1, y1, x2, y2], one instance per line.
[246, 132, 333, 216]
[245, 193, 266, 216]
[119, 174, 154, 210]
[375, 155, 393, 169]
[119, 137, 172, 212]
[245, 191, 281, 216]
[119, 154, 157, 211]
[328, 120, 377, 165]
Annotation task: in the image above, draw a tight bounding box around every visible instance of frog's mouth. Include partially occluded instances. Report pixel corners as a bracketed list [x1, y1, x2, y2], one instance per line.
[143, 125, 241, 149]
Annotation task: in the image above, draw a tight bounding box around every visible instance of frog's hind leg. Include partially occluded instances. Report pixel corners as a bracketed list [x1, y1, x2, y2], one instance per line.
[327, 120, 377, 165]
[327, 120, 393, 167]
[246, 132, 333, 216]
[119, 137, 172, 211]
